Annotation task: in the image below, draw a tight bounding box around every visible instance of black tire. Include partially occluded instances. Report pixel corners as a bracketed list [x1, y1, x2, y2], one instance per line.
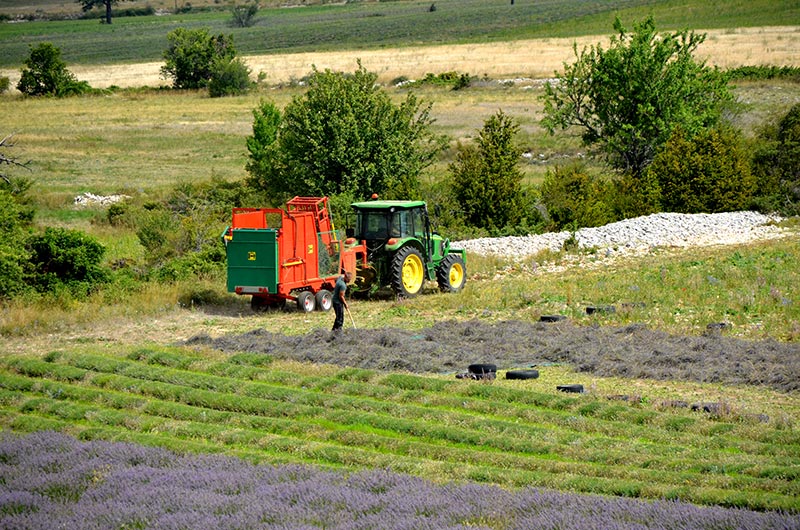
[251, 296, 284, 312]
[296, 291, 315, 312]
[586, 305, 616, 315]
[315, 290, 333, 312]
[539, 315, 566, 323]
[468, 363, 497, 375]
[556, 384, 584, 393]
[436, 254, 466, 292]
[505, 369, 539, 380]
[251, 296, 269, 312]
[391, 246, 425, 297]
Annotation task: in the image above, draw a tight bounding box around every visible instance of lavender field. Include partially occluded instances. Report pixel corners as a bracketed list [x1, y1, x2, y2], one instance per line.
[1, 431, 798, 530]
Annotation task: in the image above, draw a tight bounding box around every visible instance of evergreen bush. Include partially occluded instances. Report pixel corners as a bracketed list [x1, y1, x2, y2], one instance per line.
[539, 163, 615, 231]
[649, 126, 756, 213]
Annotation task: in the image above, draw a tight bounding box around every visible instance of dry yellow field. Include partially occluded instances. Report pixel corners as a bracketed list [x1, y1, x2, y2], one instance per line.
[2, 26, 798, 88]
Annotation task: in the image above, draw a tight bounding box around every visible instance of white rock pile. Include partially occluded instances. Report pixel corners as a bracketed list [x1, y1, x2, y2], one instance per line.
[73, 192, 131, 207]
[453, 211, 788, 261]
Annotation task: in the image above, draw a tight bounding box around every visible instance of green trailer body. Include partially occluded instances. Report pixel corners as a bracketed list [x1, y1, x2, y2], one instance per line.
[224, 228, 279, 295]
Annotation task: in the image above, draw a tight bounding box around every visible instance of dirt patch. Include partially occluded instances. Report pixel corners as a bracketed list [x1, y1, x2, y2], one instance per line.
[185, 319, 800, 393]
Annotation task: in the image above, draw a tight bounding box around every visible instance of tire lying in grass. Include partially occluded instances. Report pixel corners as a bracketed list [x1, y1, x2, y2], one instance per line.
[556, 384, 584, 393]
[586, 305, 616, 315]
[468, 363, 496, 375]
[505, 369, 539, 380]
[539, 315, 567, 323]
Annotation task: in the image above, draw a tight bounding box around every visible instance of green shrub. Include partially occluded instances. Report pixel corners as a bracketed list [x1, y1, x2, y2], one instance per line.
[727, 65, 800, 81]
[609, 171, 661, 220]
[17, 43, 90, 97]
[0, 183, 35, 299]
[751, 103, 800, 215]
[230, 1, 259, 27]
[539, 163, 615, 231]
[0, 76, 9, 93]
[208, 56, 252, 97]
[26, 227, 110, 297]
[161, 28, 237, 89]
[649, 125, 756, 213]
[450, 110, 524, 231]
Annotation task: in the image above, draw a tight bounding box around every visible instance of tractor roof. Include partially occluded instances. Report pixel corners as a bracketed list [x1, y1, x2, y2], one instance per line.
[351, 200, 426, 210]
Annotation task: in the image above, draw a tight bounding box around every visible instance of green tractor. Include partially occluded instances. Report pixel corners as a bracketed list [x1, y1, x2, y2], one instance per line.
[347, 199, 466, 297]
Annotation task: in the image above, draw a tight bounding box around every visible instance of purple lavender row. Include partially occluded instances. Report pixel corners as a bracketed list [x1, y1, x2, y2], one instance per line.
[1, 431, 797, 530]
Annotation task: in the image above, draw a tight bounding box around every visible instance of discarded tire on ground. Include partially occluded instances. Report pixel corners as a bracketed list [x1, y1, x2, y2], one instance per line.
[586, 305, 616, 315]
[505, 369, 539, 380]
[556, 384, 584, 393]
[468, 363, 497, 375]
[539, 315, 567, 323]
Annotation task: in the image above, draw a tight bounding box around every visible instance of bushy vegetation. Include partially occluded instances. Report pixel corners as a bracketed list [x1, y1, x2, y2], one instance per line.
[539, 163, 615, 231]
[16, 42, 91, 97]
[229, 0, 259, 28]
[649, 125, 756, 213]
[451, 110, 525, 231]
[26, 227, 110, 297]
[541, 16, 732, 179]
[751, 103, 800, 216]
[160, 28, 238, 90]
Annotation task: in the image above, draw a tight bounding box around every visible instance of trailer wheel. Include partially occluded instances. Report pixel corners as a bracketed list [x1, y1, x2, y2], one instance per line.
[436, 254, 466, 292]
[251, 296, 284, 312]
[296, 291, 315, 312]
[251, 296, 270, 312]
[315, 290, 333, 312]
[391, 246, 425, 297]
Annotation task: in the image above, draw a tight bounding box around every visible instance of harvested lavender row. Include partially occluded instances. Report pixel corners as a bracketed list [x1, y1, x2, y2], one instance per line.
[453, 211, 787, 259]
[2, 431, 797, 530]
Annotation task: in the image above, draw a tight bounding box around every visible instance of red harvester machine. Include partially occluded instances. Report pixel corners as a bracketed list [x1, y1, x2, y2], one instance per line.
[222, 196, 366, 312]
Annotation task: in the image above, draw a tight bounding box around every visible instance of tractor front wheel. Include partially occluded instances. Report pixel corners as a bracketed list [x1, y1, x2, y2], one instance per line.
[436, 254, 466, 292]
[391, 246, 425, 297]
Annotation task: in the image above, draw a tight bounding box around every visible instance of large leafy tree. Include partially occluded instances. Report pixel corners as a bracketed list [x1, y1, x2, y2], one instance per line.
[161, 28, 237, 90]
[450, 110, 523, 230]
[246, 63, 445, 202]
[542, 16, 732, 179]
[77, 0, 118, 24]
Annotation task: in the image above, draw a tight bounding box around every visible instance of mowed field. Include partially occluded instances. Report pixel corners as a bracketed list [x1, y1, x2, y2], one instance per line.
[1, 25, 799, 88]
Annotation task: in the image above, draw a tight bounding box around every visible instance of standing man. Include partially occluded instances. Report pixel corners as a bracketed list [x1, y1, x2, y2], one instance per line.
[331, 270, 353, 334]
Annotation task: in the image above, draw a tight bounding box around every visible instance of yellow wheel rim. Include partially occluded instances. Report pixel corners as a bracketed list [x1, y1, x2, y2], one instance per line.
[449, 262, 464, 289]
[402, 253, 424, 294]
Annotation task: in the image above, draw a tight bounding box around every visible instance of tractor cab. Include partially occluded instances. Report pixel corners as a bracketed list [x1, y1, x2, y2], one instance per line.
[351, 200, 431, 256]
[349, 200, 466, 297]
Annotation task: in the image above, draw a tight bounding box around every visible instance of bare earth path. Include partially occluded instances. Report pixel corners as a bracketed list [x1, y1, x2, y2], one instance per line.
[1, 26, 798, 87]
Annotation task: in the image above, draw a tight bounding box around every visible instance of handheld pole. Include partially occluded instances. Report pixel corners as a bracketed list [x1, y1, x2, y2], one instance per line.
[346, 306, 357, 329]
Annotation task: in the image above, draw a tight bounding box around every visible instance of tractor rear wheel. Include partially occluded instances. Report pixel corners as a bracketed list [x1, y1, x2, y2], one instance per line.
[436, 254, 466, 292]
[391, 246, 425, 297]
[296, 291, 315, 312]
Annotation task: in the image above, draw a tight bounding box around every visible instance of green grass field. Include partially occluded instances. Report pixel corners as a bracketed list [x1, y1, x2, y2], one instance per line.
[1, 0, 798, 68]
